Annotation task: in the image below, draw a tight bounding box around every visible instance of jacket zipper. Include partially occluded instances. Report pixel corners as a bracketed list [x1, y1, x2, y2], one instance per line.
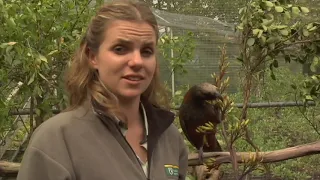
[115, 126, 149, 180]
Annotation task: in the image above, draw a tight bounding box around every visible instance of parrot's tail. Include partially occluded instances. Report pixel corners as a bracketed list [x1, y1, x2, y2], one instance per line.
[203, 133, 222, 152]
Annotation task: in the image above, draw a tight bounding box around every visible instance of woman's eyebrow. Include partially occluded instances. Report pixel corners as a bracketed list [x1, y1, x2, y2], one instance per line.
[112, 38, 155, 46]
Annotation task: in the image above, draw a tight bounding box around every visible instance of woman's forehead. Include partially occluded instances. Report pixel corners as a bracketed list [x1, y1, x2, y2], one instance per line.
[104, 20, 157, 44]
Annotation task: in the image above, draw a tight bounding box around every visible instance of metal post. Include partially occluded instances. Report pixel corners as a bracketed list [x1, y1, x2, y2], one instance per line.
[170, 28, 175, 98]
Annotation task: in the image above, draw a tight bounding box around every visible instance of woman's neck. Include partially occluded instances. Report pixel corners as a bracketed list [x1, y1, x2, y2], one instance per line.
[118, 96, 142, 127]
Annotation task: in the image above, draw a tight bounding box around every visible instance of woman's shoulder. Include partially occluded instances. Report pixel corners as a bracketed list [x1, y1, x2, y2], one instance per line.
[38, 105, 93, 129]
[164, 122, 185, 143]
[28, 105, 96, 147]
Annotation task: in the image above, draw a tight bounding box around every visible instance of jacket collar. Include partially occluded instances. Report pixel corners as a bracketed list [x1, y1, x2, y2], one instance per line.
[139, 96, 175, 178]
[91, 96, 175, 139]
[139, 96, 175, 140]
[77, 97, 175, 178]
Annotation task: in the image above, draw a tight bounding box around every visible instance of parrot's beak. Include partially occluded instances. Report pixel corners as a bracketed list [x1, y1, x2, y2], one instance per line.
[205, 92, 224, 105]
[215, 92, 224, 102]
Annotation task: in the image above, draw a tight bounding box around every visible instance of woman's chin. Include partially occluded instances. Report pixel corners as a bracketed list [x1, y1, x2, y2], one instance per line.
[117, 90, 144, 101]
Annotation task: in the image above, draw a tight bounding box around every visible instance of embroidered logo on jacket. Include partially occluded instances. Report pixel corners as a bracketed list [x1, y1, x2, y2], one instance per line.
[164, 164, 179, 177]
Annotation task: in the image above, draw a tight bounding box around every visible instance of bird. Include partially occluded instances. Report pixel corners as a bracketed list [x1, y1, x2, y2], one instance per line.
[178, 82, 223, 164]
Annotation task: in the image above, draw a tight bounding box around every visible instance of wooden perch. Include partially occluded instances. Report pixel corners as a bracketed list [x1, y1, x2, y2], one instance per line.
[188, 140, 320, 166]
[0, 161, 20, 177]
[0, 141, 320, 177]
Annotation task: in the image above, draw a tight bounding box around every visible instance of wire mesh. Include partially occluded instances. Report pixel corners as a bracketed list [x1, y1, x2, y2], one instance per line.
[150, 1, 320, 94]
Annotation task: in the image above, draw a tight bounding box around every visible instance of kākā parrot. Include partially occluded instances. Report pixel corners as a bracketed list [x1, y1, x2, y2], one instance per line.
[178, 82, 223, 164]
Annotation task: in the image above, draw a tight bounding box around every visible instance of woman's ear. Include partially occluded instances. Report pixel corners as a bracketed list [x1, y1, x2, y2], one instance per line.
[88, 49, 98, 69]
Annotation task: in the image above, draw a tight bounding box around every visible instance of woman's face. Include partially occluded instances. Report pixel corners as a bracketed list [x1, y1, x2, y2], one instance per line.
[90, 20, 157, 101]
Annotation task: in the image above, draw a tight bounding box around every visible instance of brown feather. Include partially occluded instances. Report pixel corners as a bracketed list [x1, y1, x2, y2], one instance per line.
[178, 83, 223, 162]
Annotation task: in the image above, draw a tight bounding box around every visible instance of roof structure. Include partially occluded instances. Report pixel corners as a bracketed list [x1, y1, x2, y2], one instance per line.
[152, 8, 236, 38]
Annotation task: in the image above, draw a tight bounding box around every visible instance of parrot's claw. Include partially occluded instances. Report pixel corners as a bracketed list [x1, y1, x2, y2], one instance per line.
[198, 147, 204, 164]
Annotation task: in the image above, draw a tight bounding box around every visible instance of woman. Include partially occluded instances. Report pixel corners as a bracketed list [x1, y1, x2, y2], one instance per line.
[17, 1, 188, 180]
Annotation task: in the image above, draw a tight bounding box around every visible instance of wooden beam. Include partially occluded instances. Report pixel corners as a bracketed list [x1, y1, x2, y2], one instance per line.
[1, 141, 319, 177]
[188, 140, 320, 166]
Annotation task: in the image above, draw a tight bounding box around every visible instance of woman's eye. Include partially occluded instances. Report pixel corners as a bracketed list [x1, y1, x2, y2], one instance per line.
[113, 46, 127, 55]
[141, 48, 154, 57]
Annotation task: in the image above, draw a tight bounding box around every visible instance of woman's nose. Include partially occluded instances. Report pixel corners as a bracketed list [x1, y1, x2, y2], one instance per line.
[128, 51, 143, 69]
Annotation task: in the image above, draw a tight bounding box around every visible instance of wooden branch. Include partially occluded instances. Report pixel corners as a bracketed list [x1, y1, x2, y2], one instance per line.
[188, 140, 320, 166]
[8, 101, 316, 116]
[192, 165, 221, 180]
[0, 161, 20, 177]
[1, 141, 319, 177]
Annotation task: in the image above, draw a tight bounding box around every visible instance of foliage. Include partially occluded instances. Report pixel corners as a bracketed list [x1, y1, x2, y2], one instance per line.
[158, 30, 196, 105]
[159, 31, 196, 76]
[180, 52, 320, 179]
[0, 0, 104, 133]
[210, 0, 320, 178]
[236, 0, 320, 102]
[0, 0, 319, 179]
[164, 1, 320, 179]
[0, 0, 197, 161]
[143, 0, 247, 22]
[229, 67, 320, 179]
[158, 30, 197, 151]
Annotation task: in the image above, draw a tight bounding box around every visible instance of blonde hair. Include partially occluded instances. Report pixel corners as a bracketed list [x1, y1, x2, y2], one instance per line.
[64, 0, 170, 120]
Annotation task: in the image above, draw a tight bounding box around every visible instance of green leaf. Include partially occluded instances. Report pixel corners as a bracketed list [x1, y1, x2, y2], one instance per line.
[6, 45, 13, 54]
[265, 1, 274, 7]
[306, 23, 313, 30]
[311, 76, 320, 84]
[12, 59, 21, 67]
[300, 7, 310, 14]
[48, 50, 58, 56]
[0, 42, 17, 49]
[292, 7, 300, 15]
[38, 54, 48, 63]
[266, 36, 280, 44]
[310, 57, 319, 73]
[266, 13, 274, 20]
[159, 37, 165, 44]
[7, 17, 16, 27]
[275, 6, 284, 13]
[262, 19, 273, 26]
[262, 25, 268, 32]
[28, 73, 35, 85]
[303, 29, 309, 37]
[247, 38, 255, 46]
[291, 84, 297, 90]
[261, 48, 268, 57]
[259, 35, 266, 45]
[284, 11, 291, 19]
[257, 30, 263, 38]
[305, 95, 313, 101]
[268, 43, 275, 50]
[309, 26, 317, 31]
[237, 25, 244, 30]
[38, 72, 49, 82]
[239, 7, 245, 15]
[279, 29, 289, 36]
[252, 29, 260, 36]
[266, 6, 272, 12]
[0, 43, 7, 49]
[275, 25, 287, 29]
